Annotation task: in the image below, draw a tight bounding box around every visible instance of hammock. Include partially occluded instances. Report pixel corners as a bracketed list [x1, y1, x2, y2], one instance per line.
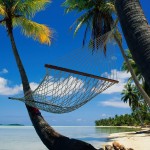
[10, 31, 119, 114]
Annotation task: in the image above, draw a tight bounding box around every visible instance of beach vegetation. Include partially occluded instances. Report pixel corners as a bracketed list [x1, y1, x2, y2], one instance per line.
[95, 113, 150, 126]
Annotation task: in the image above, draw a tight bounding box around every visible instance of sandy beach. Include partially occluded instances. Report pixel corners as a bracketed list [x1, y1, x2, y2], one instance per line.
[105, 128, 150, 150]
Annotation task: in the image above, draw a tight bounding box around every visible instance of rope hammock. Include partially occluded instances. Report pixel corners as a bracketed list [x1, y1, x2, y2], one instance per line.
[10, 31, 119, 114]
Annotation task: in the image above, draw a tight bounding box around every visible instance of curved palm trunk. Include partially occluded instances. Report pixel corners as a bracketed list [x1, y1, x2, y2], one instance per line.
[115, 0, 150, 103]
[114, 35, 150, 106]
[7, 26, 97, 150]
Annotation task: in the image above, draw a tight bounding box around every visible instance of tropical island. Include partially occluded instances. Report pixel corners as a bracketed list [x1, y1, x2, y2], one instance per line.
[0, 124, 24, 126]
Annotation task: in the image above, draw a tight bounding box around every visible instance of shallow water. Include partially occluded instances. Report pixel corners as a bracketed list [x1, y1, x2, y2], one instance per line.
[0, 126, 138, 150]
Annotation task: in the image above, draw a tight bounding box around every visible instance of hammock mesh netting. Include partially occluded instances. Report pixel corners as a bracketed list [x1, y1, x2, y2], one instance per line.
[10, 31, 119, 114]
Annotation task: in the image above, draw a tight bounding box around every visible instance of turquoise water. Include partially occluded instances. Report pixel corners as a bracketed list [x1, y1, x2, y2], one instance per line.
[0, 126, 138, 150]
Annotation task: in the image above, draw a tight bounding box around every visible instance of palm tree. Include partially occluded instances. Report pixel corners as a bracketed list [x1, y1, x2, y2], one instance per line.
[63, 0, 150, 106]
[0, 1, 97, 149]
[121, 82, 143, 126]
[121, 83, 139, 110]
[115, 0, 150, 94]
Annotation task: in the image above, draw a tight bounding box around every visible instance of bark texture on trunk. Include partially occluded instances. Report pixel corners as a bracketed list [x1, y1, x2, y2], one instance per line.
[7, 25, 97, 150]
[115, 0, 150, 91]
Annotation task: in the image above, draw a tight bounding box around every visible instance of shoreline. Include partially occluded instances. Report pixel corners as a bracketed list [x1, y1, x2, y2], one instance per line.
[104, 127, 150, 150]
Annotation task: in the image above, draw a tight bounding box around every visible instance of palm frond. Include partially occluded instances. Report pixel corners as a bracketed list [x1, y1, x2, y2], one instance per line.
[14, 17, 53, 45]
[63, 0, 90, 13]
[11, 1, 20, 14]
[122, 49, 144, 82]
[99, 2, 116, 13]
[0, 4, 6, 16]
[16, 0, 50, 18]
[73, 10, 93, 35]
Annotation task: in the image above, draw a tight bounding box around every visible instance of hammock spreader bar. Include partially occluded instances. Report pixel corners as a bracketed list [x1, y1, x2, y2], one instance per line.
[45, 64, 119, 83]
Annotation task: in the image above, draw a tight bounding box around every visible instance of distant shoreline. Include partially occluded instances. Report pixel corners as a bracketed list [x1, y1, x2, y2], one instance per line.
[96, 126, 141, 129]
[0, 124, 24, 126]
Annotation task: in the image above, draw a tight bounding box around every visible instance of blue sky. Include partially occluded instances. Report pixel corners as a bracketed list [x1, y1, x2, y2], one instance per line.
[0, 1, 150, 126]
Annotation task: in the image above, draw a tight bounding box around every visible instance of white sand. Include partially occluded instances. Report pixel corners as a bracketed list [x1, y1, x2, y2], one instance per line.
[105, 128, 150, 150]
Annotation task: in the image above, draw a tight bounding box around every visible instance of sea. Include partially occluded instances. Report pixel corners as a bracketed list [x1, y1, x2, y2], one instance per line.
[0, 126, 138, 150]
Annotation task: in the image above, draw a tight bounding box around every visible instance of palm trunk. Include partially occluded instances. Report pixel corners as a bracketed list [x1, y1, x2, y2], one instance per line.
[114, 35, 150, 106]
[115, 0, 150, 98]
[6, 24, 96, 150]
[136, 107, 144, 127]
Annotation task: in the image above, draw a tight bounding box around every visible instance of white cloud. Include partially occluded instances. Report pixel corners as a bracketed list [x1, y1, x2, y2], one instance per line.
[102, 70, 131, 94]
[0, 77, 39, 96]
[30, 82, 39, 91]
[100, 97, 129, 108]
[0, 68, 8, 74]
[0, 77, 22, 96]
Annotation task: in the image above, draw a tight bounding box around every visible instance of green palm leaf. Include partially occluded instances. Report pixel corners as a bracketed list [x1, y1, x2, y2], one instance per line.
[15, 0, 50, 17]
[99, 2, 116, 13]
[72, 10, 93, 35]
[63, 0, 89, 13]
